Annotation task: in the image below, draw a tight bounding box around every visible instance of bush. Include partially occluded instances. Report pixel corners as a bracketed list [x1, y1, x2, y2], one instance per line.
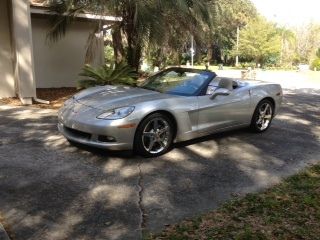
[104, 46, 114, 63]
[78, 62, 138, 89]
[316, 48, 320, 58]
[310, 58, 320, 71]
[240, 62, 256, 69]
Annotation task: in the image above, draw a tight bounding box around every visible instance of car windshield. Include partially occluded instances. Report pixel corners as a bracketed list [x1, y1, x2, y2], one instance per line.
[139, 69, 213, 96]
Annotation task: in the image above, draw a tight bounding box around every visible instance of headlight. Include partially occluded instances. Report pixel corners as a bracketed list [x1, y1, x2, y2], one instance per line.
[97, 106, 135, 120]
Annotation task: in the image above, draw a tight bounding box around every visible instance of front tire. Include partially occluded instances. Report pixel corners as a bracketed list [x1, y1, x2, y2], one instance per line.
[134, 113, 174, 157]
[250, 99, 274, 132]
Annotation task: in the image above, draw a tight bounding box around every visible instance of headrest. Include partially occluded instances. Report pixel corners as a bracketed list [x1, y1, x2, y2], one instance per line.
[218, 78, 233, 90]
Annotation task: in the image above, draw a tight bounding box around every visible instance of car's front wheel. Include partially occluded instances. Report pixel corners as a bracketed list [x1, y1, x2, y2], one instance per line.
[134, 113, 174, 157]
[251, 99, 274, 132]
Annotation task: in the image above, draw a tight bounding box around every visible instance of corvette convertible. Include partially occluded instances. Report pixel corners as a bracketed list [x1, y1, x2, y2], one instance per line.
[58, 67, 283, 157]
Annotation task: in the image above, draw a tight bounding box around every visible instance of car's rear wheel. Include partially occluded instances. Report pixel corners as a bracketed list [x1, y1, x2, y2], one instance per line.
[250, 99, 274, 132]
[134, 113, 174, 157]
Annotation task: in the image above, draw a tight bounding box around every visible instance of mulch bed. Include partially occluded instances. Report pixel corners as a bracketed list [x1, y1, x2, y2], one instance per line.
[0, 88, 78, 110]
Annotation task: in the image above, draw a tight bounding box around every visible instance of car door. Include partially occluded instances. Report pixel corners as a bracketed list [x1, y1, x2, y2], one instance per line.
[197, 87, 251, 133]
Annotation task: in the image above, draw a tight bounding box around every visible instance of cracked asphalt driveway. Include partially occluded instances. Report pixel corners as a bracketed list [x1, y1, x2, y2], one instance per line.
[0, 87, 319, 240]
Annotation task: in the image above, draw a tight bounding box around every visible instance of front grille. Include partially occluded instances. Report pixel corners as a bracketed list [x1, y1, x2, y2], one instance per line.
[64, 126, 91, 140]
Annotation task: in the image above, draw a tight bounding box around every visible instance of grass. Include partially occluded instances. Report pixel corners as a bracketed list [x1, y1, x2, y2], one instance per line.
[147, 164, 320, 240]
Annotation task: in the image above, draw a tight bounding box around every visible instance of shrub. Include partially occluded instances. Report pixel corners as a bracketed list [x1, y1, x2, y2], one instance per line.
[78, 62, 138, 89]
[316, 48, 320, 58]
[310, 58, 320, 71]
[240, 62, 256, 69]
[104, 46, 114, 63]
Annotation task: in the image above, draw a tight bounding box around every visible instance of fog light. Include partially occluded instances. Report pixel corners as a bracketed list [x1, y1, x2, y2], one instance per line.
[98, 135, 116, 142]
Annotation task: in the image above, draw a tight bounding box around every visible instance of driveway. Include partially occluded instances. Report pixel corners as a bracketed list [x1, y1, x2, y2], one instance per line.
[0, 87, 319, 240]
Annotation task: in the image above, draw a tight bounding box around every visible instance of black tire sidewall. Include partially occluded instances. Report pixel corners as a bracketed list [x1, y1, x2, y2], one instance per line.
[251, 99, 274, 133]
[134, 113, 174, 157]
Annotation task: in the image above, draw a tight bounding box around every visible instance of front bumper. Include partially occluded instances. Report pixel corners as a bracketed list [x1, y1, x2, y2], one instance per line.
[58, 123, 134, 150]
[58, 103, 138, 151]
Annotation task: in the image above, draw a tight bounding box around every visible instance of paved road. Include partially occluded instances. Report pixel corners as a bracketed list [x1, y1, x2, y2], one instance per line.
[0, 87, 319, 240]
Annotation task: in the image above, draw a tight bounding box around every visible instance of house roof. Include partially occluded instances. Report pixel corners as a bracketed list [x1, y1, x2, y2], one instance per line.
[29, 0, 122, 22]
[30, 0, 48, 7]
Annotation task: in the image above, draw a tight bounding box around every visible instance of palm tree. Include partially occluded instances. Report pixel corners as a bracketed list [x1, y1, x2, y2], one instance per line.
[277, 27, 296, 66]
[47, 0, 213, 71]
[204, 0, 257, 64]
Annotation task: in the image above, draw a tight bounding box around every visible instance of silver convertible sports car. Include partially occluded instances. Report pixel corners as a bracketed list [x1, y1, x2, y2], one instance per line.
[58, 67, 283, 157]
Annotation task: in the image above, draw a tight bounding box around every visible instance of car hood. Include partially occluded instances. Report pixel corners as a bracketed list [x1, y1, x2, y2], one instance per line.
[74, 85, 176, 110]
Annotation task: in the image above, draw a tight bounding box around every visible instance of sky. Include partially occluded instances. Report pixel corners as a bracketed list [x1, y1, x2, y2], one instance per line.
[251, 0, 320, 26]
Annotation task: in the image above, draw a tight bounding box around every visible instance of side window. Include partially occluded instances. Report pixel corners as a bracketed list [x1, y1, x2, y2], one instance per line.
[206, 85, 217, 95]
[146, 70, 180, 88]
[206, 78, 220, 95]
[164, 71, 180, 79]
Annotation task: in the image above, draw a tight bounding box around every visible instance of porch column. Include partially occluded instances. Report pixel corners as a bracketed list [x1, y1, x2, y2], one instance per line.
[11, 0, 36, 104]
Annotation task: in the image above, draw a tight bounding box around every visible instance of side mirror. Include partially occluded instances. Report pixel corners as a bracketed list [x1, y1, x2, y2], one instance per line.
[210, 88, 231, 100]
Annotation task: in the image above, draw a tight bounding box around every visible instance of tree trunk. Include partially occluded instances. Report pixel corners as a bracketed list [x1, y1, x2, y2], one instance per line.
[126, 23, 142, 71]
[127, 43, 142, 72]
[112, 27, 124, 64]
[207, 43, 213, 63]
[123, 4, 143, 72]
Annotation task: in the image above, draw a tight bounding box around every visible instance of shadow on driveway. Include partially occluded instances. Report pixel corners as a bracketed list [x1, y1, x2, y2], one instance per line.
[0, 88, 319, 240]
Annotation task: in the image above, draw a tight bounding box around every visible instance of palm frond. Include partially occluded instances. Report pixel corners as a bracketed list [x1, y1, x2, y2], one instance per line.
[46, 0, 85, 42]
[78, 62, 138, 89]
[77, 79, 97, 89]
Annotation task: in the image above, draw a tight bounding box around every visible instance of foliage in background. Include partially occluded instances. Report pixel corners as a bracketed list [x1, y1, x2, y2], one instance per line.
[78, 62, 138, 89]
[311, 58, 320, 71]
[311, 48, 320, 71]
[277, 27, 297, 67]
[104, 45, 114, 64]
[145, 0, 258, 67]
[236, 17, 281, 66]
[205, 0, 257, 65]
[295, 23, 320, 64]
[317, 48, 320, 58]
[47, 0, 319, 70]
[48, 0, 213, 71]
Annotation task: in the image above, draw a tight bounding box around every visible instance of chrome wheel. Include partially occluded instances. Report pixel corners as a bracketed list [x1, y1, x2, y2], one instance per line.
[256, 102, 273, 131]
[142, 118, 170, 154]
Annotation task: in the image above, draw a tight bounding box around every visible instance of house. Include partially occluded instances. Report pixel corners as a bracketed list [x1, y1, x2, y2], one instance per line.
[0, 0, 119, 104]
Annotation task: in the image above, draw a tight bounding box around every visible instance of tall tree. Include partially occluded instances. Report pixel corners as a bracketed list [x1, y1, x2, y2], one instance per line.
[204, 0, 257, 64]
[295, 23, 320, 63]
[237, 17, 281, 65]
[277, 27, 296, 67]
[47, 0, 212, 71]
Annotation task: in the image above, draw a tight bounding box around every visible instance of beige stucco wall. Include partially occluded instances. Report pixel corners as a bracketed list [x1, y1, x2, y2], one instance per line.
[31, 17, 96, 88]
[0, 0, 15, 98]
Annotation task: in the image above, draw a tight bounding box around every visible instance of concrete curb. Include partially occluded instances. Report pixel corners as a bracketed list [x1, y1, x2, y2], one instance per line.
[0, 223, 11, 240]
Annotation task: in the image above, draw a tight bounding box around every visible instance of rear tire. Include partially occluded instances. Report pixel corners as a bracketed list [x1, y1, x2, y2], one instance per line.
[134, 113, 174, 157]
[250, 99, 274, 132]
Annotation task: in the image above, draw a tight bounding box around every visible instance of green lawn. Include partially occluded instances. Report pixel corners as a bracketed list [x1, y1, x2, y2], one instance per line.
[147, 164, 320, 240]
